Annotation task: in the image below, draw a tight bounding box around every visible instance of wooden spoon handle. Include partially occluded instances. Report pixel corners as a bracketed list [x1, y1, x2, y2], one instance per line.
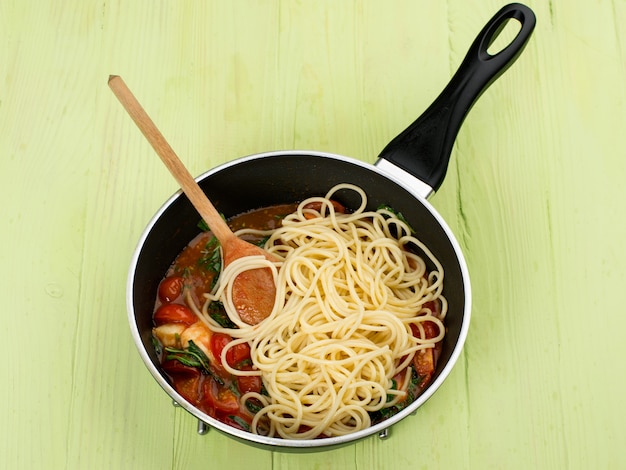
[108, 75, 233, 243]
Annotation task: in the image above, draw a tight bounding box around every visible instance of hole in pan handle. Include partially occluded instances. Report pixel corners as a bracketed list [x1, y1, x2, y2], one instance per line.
[376, 3, 536, 193]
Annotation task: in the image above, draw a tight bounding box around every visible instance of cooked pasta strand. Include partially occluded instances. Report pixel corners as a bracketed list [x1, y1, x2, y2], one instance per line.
[198, 183, 446, 439]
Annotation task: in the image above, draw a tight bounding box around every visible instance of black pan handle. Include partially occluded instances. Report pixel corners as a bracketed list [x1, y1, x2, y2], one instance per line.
[376, 3, 536, 193]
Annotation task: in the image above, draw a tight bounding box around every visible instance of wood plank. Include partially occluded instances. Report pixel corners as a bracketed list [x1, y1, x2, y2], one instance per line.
[2, 0, 626, 468]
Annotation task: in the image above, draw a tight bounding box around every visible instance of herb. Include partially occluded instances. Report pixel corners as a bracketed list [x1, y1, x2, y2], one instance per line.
[372, 404, 395, 421]
[165, 340, 209, 368]
[377, 204, 415, 233]
[254, 235, 271, 248]
[151, 335, 163, 356]
[197, 219, 211, 232]
[370, 369, 426, 424]
[197, 213, 227, 232]
[228, 415, 251, 432]
[165, 340, 224, 385]
[198, 236, 222, 289]
[411, 373, 426, 399]
[208, 301, 237, 329]
[174, 265, 192, 279]
[245, 398, 264, 414]
[386, 379, 398, 403]
[229, 380, 241, 397]
[237, 358, 253, 368]
[398, 370, 425, 406]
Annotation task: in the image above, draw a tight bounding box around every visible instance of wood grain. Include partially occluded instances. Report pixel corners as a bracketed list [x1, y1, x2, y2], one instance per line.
[2, 0, 626, 468]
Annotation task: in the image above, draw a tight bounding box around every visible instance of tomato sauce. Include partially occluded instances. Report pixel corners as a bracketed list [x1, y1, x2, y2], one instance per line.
[151, 204, 298, 432]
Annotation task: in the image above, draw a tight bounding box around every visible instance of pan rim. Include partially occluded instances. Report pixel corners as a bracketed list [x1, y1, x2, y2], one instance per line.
[126, 149, 472, 449]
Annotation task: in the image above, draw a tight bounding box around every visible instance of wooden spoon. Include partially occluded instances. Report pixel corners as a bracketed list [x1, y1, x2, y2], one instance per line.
[109, 75, 276, 325]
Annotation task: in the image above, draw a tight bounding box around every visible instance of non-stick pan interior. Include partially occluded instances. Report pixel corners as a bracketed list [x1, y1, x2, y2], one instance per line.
[129, 151, 469, 446]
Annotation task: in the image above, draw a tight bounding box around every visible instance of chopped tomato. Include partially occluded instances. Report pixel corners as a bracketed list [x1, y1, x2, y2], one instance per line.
[161, 359, 201, 403]
[158, 276, 185, 303]
[392, 370, 408, 393]
[422, 300, 441, 316]
[210, 334, 252, 369]
[424, 321, 438, 339]
[303, 199, 346, 215]
[410, 320, 439, 340]
[210, 333, 232, 367]
[409, 321, 438, 381]
[413, 348, 435, 379]
[237, 374, 262, 395]
[202, 379, 240, 414]
[229, 342, 252, 367]
[154, 303, 197, 327]
[216, 389, 240, 414]
[162, 358, 202, 377]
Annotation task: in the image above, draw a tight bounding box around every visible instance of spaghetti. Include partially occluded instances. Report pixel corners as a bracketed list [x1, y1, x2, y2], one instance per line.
[195, 183, 446, 439]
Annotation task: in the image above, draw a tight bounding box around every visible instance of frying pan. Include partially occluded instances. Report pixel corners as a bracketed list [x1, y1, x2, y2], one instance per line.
[126, 3, 535, 451]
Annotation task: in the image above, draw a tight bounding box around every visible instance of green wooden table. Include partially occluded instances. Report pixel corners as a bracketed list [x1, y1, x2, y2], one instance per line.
[2, 1, 625, 468]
